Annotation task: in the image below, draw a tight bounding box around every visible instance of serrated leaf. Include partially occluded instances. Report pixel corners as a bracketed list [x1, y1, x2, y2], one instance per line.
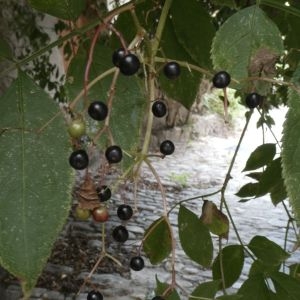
[28, 0, 85, 20]
[0, 72, 71, 296]
[159, 18, 201, 109]
[238, 274, 271, 300]
[211, 5, 284, 93]
[143, 217, 172, 264]
[200, 200, 229, 238]
[270, 271, 300, 300]
[235, 182, 259, 198]
[155, 276, 180, 300]
[66, 43, 146, 170]
[189, 280, 220, 300]
[212, 245, 244, 289]
[248, 236, 290, 266]
[243, 143, 276, 171]
[170, 0, 215, 68]
[178, 205, 213, 268]
[282, 65, 300, 223]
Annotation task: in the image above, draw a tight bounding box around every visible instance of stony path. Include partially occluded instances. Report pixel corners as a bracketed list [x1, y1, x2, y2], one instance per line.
[1, 109, 300, 300]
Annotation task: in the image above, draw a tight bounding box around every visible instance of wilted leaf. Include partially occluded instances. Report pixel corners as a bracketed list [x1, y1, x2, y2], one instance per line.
[0, 72, 71, 296]
[212, 245, 244, 289]
[143, 217, 172, 264]
[189, 280, 220, 300]
[248, 236, 290, 266]
[282, 65, 300, 223]
[178, 205, 213, 267]
[200, 200, 229, 238]
[28, 0, 85, 20]
[243, 143, 276, 171]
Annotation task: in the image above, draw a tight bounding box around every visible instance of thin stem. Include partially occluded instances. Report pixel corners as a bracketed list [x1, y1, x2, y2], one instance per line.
[218, 238, 227, 294]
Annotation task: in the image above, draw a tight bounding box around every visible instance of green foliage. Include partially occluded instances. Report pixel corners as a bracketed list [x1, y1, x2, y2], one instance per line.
[143, 217, 172, 264]
[189, 280, 220, 300]
[155, 276, 180, 300]
[178, 205, 213, 268]
[0, 72, 71, 296]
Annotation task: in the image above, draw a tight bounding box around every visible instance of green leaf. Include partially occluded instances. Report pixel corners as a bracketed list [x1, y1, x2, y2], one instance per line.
[270, 271, 300, 300]
[200, 200, 229, 238]
[189, 280, 220, 300]
[178, 205, 213, 268]
[290, 264, 300, 281]
[282, 65, 300, 223]
[212, 245, 244, 289]
[246, 172, 262, 181]
[238, 274, 271, 300]
[249, 260, 280, 277]
[0, 72, 71, 296]
[66, 43, 146, 170]
[243, 143, 276, 171]
[159, 18, 201, 109]
[143, 217, 172, 264]
[248, 236, 290, 266]
[155, 276, 181, 300]
[216, 295, 243, 300]
[235, 182, 259, 198]
[0, 38, 12, 60]
[211, 5, 284, 93]
[211, 0, 237, 8]
[28, 0, 85, 20]
[170, 0, 215, 68]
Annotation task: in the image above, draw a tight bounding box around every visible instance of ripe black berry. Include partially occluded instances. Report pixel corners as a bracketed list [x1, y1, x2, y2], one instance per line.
[69, 149, 89, 170]
[119, 53, 140, 76]
[130, 256, 145, 271]
[152, 100, 167, 118]
[160, 140, 175, 155]
[97, 185, 112, 202]
[88, 101, 108, 121]
[105, 145, 123, 164]
[212, 71, 231, 88]
[112, 48, 126, 67]
[152, 297, 164, 300]
[87, 290, 103, 300]
[117, 204, 133, 221]
[245, 92, 261, 109]
[112, 225, 129, 243]
[163, 61, 180, 79]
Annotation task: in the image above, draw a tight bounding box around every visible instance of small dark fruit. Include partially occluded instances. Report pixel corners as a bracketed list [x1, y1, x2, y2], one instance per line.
[117, 204, 133, 221]
[245, 92, 261, 109]
[92, 206, 109, 223]
[152, 100, 167, 118]
[105, 145, 123, 164]
[75, 207, 90, 220]
[87, 290, 103, 300]
[163, 61, 180, 79]
[112, 225, 129, 243]
[88, 101, 108, 121]
[69, 149, 89, 170]
[152, 297, 164, 300]
[68, 118, 86, 138]
[160, 140, 175, 156]
[97, 185, 112, 202]
[112, 48, 126, 67]
[130, 256, 145, 271]
[119, 53, 140, 76]
[212, 71, 231, 88]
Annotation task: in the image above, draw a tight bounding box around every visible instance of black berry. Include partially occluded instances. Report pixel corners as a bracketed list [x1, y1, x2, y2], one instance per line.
[212, 71, 231, 88]
[69, 149, 89, 170]
[152, 100, 167, 118]
[160, 140, 175, 155]
[97, 185, 112, 202]
[112, 48, 126, 67]
[163, 61, 180, 79]
[130, 256, 145, 271]
[117, 204, 133, 221]
[112, 225, 129, 243]
[245, 92, 261, 109]
[105, 145, 123, 164]
[88, 101, 108, 121]
[87, 290, 103, 300]
[152, 297, 164, 300]
[119, 53, 140, 76]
